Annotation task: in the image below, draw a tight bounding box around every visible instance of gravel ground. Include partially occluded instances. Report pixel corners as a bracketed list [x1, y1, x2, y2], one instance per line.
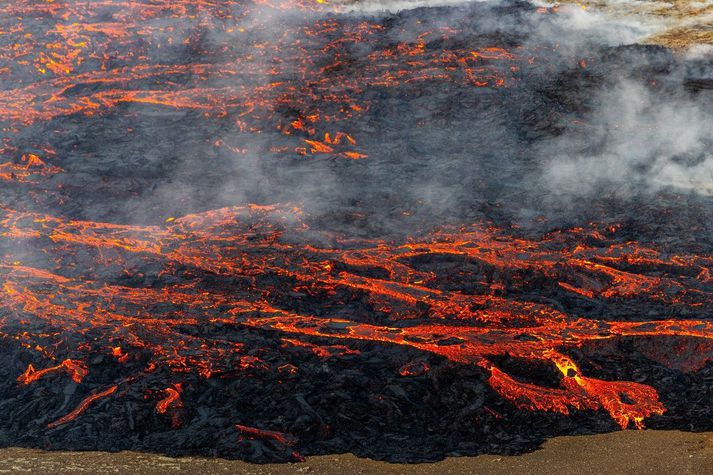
[0, 430, 711, 474]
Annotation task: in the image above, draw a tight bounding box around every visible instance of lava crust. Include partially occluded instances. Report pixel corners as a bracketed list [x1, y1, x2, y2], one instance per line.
[1, 0, 712, 463]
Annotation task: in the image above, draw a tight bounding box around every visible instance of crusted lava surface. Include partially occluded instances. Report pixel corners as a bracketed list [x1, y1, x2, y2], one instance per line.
[1, 0, 713, 463]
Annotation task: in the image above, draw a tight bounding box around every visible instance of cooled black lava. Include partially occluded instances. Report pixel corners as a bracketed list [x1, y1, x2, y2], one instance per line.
[1, 0, 712, 463]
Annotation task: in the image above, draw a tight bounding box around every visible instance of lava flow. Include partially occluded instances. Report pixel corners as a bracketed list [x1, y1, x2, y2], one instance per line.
[1, 0, 713, 464]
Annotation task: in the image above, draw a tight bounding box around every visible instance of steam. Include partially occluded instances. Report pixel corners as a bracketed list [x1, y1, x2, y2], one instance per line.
[540, 80, 713, 197]
[526, 4, 713, 199]
[529, 3, 656, 46]
[144, 0, 713, 234]
[6, 0, 713, 236]
[334, 0, 481, 13]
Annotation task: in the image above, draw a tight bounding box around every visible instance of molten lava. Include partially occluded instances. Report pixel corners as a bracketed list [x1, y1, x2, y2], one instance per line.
[1, 0, 712, 463]
[2, 204, 711, 434]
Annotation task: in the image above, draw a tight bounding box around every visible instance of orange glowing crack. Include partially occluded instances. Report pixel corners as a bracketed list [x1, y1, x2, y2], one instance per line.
[0, 204, 711, 430]
[17, 359, 88, 385]
[235, 424, 296, 446]
[155, 386, 182, 414]
[47, 385, 118, 429]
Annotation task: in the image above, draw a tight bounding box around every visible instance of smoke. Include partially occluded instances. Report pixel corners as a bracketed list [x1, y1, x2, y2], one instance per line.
[334, 0, 482, 13]
[109, 2, 343, 226]
[136, 0, 713, 235]
[539, 80, 713, 197]
[6, 0, 713, 238]
[523, 4, 713, 201]
[685, 43, 713, 60]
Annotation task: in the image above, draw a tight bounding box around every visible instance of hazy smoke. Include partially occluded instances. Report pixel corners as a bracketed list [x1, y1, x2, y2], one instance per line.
[525, 4, 713, 199]
[540, 80, 713, 197]
[334, 0, 481, 13]
[141, 0, 713, 233]
[8, 0, 713, 236]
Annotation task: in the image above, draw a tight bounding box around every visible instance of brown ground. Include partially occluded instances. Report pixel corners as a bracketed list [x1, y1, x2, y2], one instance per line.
[557, 0, 713, 48]
[0, 430, 711, 474]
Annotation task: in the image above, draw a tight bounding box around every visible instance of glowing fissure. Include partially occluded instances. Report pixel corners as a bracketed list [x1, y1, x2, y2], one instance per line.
[2, 204, 712, 429]
[2, 0, 713, 460]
